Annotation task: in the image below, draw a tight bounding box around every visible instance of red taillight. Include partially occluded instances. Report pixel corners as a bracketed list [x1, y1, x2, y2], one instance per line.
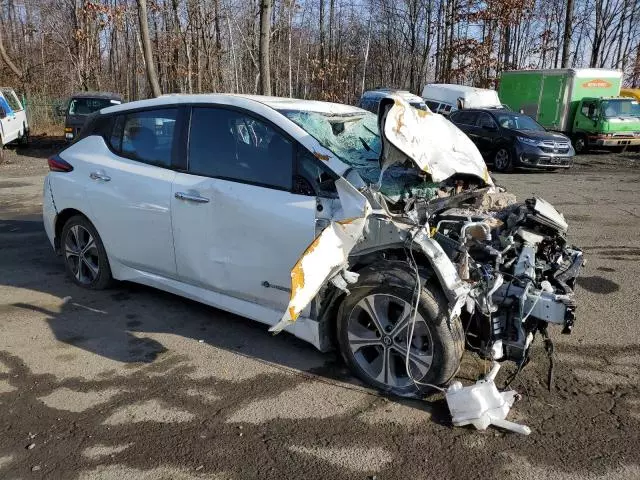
[48, 155, 73, 172]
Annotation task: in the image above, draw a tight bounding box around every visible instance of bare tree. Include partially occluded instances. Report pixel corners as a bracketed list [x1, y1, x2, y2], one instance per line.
[259, 0, 273, 95]
[137, 0, 161, 97]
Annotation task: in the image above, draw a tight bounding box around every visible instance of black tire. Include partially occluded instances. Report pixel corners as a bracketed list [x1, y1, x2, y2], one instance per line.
[573, 134, 588, 154]
[61, 215, 112, 289]
[18, 125, 29, 146]
[336, 261, 464, 396]
[493, 147, 513, 172]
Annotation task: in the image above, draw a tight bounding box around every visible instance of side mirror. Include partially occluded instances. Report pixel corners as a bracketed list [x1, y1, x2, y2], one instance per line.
[483, 124, 497, 131]
[0, 107, 6, 119]
[55, 105, 66, 117]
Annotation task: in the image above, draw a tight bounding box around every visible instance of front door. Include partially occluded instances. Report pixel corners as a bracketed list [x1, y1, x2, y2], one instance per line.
[171, 106, 317, 311]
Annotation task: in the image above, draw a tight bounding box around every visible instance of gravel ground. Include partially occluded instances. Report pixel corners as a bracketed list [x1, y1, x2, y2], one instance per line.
[1, 140, 639, 480]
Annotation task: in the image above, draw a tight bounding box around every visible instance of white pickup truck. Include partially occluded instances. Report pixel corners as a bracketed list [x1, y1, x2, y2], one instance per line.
[0, 87, 29, 147]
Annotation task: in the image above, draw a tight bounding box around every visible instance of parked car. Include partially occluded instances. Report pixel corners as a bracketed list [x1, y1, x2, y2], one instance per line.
[0, 87, 29, 147]
[61, 92, 122, 142]
[421, 83, 502, 116]
[449, 108, 575, 171]
[357, 89, 426, 113]
[43, 94, 582, 396]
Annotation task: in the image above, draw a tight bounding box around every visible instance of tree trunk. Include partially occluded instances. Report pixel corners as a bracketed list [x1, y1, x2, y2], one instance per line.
[561, 0, 574, 67]
[0, 22, 23, 79]
[137, 0, 161, 97]
[259, 0, 272, 95]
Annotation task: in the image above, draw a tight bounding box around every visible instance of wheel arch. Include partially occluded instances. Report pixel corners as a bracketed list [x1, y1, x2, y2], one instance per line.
[54, 208, 93, 252]
[315, 246, 445, 351]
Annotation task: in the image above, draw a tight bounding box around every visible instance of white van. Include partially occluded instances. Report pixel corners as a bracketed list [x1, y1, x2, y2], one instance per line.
[421, 84, 502, 116]
[0, 87, 29, 147]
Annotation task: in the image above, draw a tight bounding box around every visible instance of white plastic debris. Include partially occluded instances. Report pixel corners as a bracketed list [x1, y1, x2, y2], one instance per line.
[445, 362, 531, 435]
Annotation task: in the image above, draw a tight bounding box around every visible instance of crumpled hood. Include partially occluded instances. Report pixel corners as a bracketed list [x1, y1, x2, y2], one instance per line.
[377, 96, 493, 186]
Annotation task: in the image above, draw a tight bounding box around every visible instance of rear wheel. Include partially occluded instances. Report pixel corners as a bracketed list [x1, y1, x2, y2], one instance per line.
[493, 147, 513, 172]
[61, 215, 112, 289]
[18, 125, 29, 146]
[336, 262, 464, 397]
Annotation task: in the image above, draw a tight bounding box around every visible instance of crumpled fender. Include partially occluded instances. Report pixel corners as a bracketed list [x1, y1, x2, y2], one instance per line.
[270, 178, 371, 333]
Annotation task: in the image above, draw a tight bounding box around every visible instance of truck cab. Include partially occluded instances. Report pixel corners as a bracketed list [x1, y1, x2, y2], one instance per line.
[0, 87, 29, 147]
[573, 96, 640, 153]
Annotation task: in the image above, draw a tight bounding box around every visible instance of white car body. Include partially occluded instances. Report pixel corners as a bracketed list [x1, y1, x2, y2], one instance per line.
[43, 93, 581, 396]
[0, 87, 29, 146]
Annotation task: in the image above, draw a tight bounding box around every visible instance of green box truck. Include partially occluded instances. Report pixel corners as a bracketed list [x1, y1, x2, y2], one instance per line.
[498, 68, 640, 153]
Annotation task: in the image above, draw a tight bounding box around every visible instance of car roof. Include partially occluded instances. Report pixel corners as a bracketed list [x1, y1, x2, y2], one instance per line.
[70, 91, 123, 100]
[361, 89, 424, 103]
[101, 93, 367, 116]
[452, 108, 511, 114]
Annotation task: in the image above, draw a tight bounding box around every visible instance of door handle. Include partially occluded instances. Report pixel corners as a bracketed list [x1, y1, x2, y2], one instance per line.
[89, 171, 111, 181]
[175, 191, 210, 203]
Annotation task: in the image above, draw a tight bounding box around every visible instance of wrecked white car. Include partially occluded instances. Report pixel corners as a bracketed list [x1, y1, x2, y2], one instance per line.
[43, 94, 582, 398]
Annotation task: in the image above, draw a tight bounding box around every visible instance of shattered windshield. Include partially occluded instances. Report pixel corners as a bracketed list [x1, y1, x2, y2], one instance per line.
[281, 109, 439, 202]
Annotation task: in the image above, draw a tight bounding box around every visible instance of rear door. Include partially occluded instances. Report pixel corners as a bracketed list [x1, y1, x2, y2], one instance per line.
[84, 107, 179, 277]
[171, 106, 317, 311]
[474, 112, 500, 155]
[451, 111, 480, 146]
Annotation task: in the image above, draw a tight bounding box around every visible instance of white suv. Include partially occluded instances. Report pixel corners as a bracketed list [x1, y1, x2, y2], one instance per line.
[0, 87, 29, 147]
[43, 94, 582, 396]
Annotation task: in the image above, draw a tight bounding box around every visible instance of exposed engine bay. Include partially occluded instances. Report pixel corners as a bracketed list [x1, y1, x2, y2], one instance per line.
[405, 186, 583, 370]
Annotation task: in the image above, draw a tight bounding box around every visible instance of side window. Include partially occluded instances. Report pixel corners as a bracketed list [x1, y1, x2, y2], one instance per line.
[452, 111, 476, 125]
[188, 107, 293, 190]
[110, 108, 177, 167]
[581, 102, 595, 119]
[2, 90, 22, 111]
[294, 148, 338, 197]
[425, 100, 440, 111]
[477, 113, 497, 128]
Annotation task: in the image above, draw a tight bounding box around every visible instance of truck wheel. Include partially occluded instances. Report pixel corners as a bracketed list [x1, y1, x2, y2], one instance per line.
[336, 261, 464, 397]
[573, 135, 588, 154]
[493, 148, 513, 172]
[18, 125, 29, 146]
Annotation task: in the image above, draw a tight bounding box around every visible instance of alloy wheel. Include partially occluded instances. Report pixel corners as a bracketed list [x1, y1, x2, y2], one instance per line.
[64, 224, 100, 285]
[494, 149, 510, 170]
[346, 294, 433, 389]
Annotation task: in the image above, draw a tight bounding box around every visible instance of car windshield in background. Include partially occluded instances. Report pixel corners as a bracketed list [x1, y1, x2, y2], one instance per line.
[601, 99, 640, 118]
[69, 98, 117, 116]
[281, 109, 439, 202]
[495, 113, 545, 131]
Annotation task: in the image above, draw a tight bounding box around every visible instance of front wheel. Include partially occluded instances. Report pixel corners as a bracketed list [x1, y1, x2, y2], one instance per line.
[493, 147, 513, 172]
[336, 262, 464, 397]
[61, 215, 112, 289]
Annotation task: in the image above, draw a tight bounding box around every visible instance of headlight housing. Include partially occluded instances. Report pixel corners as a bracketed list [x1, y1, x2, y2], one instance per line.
[517, 136, 541, 147]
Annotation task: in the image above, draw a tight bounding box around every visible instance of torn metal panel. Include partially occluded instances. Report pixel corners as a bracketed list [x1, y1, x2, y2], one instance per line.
[378, 96, 492, 185]
[270, 178, 371, 333]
